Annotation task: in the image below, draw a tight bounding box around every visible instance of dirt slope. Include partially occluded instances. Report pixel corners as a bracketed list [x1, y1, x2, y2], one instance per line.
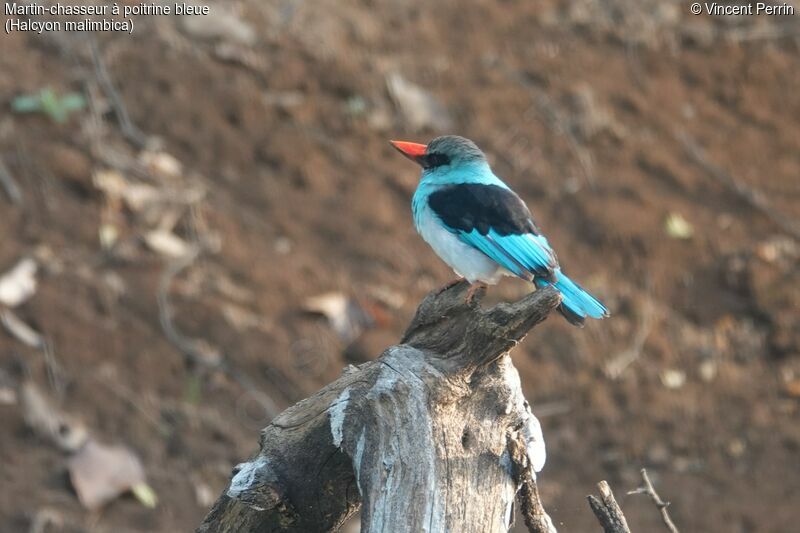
[1, 2, 799, 531]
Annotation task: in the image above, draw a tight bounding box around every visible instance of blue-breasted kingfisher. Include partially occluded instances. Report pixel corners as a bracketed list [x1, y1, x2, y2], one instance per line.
[391, 135, 609, 326]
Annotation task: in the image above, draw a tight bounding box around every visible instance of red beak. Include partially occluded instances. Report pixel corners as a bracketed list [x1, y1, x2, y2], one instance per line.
[390, 140, 427, 165]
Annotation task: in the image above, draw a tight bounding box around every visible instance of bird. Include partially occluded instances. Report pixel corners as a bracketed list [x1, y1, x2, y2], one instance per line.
[391, 135, 608, 326]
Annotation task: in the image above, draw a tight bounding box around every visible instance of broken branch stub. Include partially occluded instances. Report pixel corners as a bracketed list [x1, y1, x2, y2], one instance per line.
[588, 481, 632, 533]
[197, 281, 561, 533]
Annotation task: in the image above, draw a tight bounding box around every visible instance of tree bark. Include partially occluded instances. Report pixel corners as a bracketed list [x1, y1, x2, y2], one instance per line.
[587, 481, 632, 533]
[197, 281, 561, 533]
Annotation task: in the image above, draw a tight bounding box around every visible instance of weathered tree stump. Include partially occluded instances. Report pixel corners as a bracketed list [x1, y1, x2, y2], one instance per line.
[197, 281, 561, 533]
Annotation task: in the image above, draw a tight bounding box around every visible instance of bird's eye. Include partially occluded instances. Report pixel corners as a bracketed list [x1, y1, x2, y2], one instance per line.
[423, 152, 450, 169]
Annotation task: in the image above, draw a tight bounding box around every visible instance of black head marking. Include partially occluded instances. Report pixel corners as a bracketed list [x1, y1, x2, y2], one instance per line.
[420, 151, 451, 169]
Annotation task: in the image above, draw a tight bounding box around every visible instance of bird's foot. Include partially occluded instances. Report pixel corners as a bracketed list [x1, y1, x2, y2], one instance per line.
[436, 277, 465, 295]
[465, 282, 488, 305]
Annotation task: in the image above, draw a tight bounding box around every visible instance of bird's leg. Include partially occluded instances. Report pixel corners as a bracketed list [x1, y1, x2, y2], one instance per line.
[465, 281, 488, 305]
[436, 277, 465, 295]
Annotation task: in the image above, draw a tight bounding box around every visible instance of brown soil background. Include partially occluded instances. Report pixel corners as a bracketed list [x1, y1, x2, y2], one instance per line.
[1, 2, 799, 532]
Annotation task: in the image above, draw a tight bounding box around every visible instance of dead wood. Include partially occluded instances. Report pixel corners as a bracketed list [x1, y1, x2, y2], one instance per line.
[197, 281, 561, 533]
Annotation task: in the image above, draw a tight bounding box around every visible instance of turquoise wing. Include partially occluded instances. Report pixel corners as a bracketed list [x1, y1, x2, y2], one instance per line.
[458, 229, 556, 280]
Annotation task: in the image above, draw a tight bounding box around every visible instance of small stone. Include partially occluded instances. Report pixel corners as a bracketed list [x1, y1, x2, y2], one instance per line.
[660, 369, 686, 389]
[699, 360, 717, 382]
[727, 438, 746, 458]
[274, 237, 292, 255]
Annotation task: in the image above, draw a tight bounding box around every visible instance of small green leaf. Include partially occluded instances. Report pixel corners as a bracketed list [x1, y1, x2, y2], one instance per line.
[11, 95, 43, 112]
[60, 93, 87, 111]
[10, 88, 86, 123]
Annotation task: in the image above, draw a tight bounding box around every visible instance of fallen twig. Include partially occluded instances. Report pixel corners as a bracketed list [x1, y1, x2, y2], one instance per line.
[28, 507, 65, 533]
[157, 248, 279, 420]
[1, 308, 44, 348]
[587, 480, 632, 533]
[605, 293, 656, 379]
[723, 23, 800, 43]
[19, 381, 88, 452]
[496, 62, 596, 186]
[677, 130, 800, 240]
[82, 75, 109, 157]
[41, 340, 65, 399]
[628, 469, 680, 533]
[88, 37, 148, 148]
[157, 248, 220, 369]
[0, 155, 23, 204]
[534, 91, 596, 186]
[89, 370, 171, 437]
[0, 311, 65, 398]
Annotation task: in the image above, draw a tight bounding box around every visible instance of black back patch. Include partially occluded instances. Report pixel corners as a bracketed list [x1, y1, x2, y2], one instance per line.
[427, 183, 539, 236]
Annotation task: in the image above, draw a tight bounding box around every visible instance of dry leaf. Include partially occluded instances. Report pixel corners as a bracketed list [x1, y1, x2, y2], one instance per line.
[222, 303, 271, 333]
[387, 72, 453, 131]
[0, 258, 37, 307]
[367, 284, 406, 310]
[68, 438, 150, 510]
[303, 292, 375, 343]
[144, 230, 195, 258]
[19, 382, 88, 452]
[665, 212, 693, 239]
[93, 169, 126, 195]
[180, 6, 256, 45]
[194, 481, 215, 508]
[660, 369, 687, 389]
[1, 308, 44, 347]
[120, 183, 162, 212]
[99, 224, 120, 249]
[757, 236, 799, 264]
[698, 360, 717, 383]
[727, 438, 746, 458]
[93, 170, 160, 212]
[139, 150, 183, 178]
[131, 482, 159, 508]
[783, 379, 800, 398]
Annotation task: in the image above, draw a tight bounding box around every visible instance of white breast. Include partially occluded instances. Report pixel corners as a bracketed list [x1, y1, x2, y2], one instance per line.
[415, 206, 506, 284]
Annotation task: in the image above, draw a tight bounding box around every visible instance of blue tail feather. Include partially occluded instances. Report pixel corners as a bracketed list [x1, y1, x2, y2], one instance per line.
[535, 269, 608, 326]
